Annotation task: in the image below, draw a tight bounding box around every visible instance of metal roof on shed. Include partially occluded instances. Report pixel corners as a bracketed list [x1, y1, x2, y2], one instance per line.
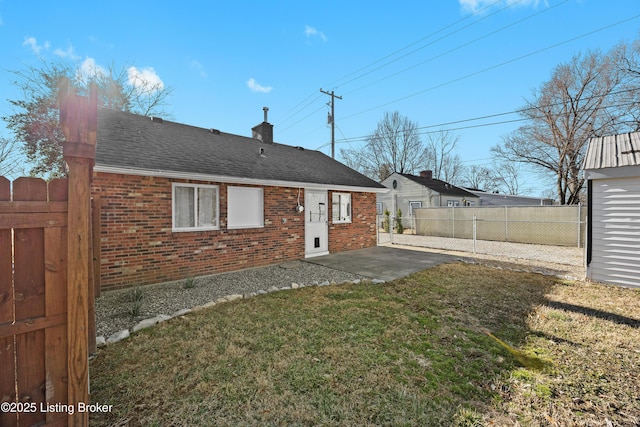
[583, 132, 640, 170]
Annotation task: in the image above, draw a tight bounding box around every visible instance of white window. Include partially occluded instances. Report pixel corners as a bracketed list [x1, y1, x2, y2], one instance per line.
[172, 183, 219, 232]
[409, 201, 422, 216]
[227, 186, 264, 229]
[332, 192, 351, 223]
[447, 200, 459, 207]
[376, 202, 383, 215]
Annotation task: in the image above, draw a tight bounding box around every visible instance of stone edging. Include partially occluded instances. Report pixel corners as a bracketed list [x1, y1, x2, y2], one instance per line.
[97, 277, 386, 348]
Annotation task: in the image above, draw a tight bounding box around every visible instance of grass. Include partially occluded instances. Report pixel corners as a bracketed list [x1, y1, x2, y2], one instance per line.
[89, 263, 640, 426]
[183, 276, 196, 289]
[127, 286, 145, 319]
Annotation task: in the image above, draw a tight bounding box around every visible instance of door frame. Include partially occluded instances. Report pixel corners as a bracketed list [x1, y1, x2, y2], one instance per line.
[304, 189, 329, 257]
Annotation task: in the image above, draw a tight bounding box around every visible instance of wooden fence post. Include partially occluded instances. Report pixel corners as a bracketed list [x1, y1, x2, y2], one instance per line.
[60, 78, 97, 427]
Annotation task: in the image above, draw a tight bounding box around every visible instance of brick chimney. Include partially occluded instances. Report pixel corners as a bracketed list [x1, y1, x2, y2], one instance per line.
[252, 106, 273, 144]
[419, 170, 433, 179]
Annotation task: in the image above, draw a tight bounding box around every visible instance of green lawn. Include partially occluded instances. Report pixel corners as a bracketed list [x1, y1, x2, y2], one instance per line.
[89, 262, 640, 426]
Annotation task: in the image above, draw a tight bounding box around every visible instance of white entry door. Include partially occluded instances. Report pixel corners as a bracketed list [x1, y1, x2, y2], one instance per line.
[305, 189, 329, 257]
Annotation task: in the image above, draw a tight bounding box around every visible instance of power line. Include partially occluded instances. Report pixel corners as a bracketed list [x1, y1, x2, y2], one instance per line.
[277, 103, 326, 134]
[343, 0, 569, 96]
[281, 10, 640, 143]
[314, 96, 640, 149]
[286, 6, 636, 140]
[277, 0, 521, 133]
[332, 0, 525, 90]
[337, 13, 640, 123]
[274, 91, 321, 126]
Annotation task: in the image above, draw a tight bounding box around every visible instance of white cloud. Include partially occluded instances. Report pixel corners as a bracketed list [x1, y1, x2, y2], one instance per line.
[127, 66, 165, 91]
[247, 78, 273, 93]
[189, 60, 207, 78]
[305, 25, 327, 42]
[77, 57, 107, 82]
[23, 36, 49, 55]
[54, 44, 80, 60]
[459, 0, 547, 14]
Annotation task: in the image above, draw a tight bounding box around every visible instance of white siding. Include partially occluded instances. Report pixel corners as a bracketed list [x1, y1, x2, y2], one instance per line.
[377, 174, 438, 215]
[589, 177, 640, 287]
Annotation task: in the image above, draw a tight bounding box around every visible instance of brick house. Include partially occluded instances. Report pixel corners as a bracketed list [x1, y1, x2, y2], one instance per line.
[93, 108, 387, 292]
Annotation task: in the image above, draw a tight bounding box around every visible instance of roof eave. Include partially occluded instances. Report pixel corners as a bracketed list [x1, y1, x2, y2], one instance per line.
[94, 164, 390, 193]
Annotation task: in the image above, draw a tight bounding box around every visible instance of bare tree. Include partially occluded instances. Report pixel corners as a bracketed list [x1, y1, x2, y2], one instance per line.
[76, 62, 173, 118]
[340, 111, 428, 181]
[612, 39, 640, 131]
[0, 136, 24, 178]
[425, 129, 464, 184]
[462, 165, 498, 191]
[491, 161, 521, 195]
[492, 45, 638, 204]
[3, 59, 173, 178]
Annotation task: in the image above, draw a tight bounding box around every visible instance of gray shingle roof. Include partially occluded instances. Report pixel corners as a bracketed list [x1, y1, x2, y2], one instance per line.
[466, 190, 554, 206]
[583, 132, 640, 170]
[95, 109, 385, 190]
[399, 173, 478, 198]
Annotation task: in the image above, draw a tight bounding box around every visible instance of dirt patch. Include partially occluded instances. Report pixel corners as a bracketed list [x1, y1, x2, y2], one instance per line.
[386, 234, 585, 279]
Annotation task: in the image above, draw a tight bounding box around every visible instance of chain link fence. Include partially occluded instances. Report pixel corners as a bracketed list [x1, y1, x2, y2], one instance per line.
[376, 205, 586, 267]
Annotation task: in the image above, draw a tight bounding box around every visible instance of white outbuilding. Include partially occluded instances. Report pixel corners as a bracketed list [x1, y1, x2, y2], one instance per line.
[583, 131, 640, 288]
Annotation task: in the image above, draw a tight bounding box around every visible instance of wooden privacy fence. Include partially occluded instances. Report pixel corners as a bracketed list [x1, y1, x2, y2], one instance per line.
[0, 177, 69, 427]
[0, 80, 96, 427]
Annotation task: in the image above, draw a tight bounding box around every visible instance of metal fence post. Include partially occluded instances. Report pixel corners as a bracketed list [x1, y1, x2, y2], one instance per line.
[473, 214, 477, 254]
[577, 203, 581, 248]
[452, 206, 455, 238]
[505, 205, 508, 242]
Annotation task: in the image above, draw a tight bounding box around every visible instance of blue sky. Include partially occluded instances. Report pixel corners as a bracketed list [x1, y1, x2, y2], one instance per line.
[1, 0, 639, 196]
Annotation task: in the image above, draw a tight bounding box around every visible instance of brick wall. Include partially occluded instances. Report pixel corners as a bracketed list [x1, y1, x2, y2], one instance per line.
[328, 191, 378, 253]
[92, 173, 377, 291]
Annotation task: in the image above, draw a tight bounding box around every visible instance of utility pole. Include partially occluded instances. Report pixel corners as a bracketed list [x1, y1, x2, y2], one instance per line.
[320, 88, 342, 159]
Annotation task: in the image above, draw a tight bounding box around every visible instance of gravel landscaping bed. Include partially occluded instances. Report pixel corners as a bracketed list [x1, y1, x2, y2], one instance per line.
[96, 243, 585, 343]
[386, 234, 585, 269]
[95, 260, 363, 340]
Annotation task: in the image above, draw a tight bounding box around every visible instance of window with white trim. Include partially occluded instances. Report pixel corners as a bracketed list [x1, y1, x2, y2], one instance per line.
[172, 183, 219, 231]
[227, 186, 264, 229]
[332, 192, 351, 223]
[447, 200, 459, 207]
[376, 202, 383, 215]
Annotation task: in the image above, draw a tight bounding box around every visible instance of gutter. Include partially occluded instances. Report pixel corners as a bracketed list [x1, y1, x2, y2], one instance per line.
[94, 164, 390, 194]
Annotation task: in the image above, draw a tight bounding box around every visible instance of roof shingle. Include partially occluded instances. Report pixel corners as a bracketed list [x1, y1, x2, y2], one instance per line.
[96, 109, 385, 190]
[399, 173, 478, 198]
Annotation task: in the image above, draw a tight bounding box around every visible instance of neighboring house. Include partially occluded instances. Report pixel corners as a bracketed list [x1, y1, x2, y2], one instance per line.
[583, 131, 640, 288]
[377, 171, 479, 216]
[93, 108, 387, 291]
[465, 189, 555, 206]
